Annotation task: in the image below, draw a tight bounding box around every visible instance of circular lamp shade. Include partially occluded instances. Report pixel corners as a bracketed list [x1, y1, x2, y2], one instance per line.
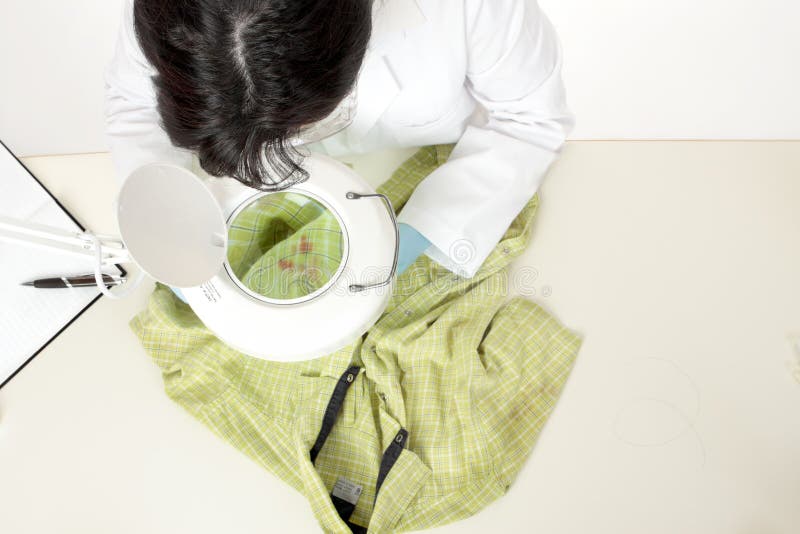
[183, 154, 397, 361]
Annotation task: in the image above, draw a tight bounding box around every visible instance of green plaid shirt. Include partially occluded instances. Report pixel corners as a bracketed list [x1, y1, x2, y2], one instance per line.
[131, 145, 582, 533]
[226, 192, 344, 299]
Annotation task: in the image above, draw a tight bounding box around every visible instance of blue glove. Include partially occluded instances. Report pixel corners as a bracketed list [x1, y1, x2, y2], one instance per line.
[169, 286, 188, 303]
[397, 223, 431, 275]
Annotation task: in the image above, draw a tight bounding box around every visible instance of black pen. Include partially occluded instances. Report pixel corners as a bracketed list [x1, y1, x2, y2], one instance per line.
[21, 274, 126, 288]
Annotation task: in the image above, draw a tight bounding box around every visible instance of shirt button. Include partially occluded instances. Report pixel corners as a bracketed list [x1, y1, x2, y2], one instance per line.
[502, 247, 511, 255]
[404, 310, 412, 317]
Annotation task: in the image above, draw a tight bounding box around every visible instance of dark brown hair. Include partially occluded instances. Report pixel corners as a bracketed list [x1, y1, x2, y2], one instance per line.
[134, 0, 372, 189]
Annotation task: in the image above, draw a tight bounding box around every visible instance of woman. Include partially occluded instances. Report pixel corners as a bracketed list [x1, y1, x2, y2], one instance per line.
[105, 0, 573, 278]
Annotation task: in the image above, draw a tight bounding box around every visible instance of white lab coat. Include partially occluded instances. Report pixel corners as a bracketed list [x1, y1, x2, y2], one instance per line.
[105, 0, 573, 278]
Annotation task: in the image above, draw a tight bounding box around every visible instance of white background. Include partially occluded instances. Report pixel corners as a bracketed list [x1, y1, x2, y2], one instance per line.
[1, 0, 800, 155]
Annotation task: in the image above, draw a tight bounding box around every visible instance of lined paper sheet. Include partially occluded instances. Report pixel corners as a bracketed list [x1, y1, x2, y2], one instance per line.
[0, 142, 122, 386]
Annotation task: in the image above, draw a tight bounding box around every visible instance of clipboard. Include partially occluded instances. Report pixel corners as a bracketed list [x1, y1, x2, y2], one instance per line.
[0, 139, 126, 388]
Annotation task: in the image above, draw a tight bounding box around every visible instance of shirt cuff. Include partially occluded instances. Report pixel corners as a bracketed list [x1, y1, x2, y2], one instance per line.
[397, 204, 485, 278]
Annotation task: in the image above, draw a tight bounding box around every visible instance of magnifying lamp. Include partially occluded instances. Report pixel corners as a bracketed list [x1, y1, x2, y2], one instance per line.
[0, 153, 399, 361]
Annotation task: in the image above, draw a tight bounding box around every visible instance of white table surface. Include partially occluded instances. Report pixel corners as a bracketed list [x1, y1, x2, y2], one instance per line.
[1, 142, 799, 533]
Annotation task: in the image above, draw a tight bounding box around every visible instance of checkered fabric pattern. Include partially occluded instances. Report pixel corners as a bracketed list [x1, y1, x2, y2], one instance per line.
[226, 192, 344, 300]
[130, 144, 582, 533]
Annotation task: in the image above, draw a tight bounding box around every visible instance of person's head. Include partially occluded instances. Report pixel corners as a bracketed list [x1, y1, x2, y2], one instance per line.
[134, 0, 373, 189]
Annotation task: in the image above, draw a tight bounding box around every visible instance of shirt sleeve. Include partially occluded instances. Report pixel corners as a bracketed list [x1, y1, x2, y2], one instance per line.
[104, 0, 193, 185]
[396, 0, 574, 278]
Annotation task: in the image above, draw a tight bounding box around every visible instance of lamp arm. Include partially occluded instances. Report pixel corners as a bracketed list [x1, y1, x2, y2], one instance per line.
[0, 215, 144, 298]
[0, 215, 128, 261]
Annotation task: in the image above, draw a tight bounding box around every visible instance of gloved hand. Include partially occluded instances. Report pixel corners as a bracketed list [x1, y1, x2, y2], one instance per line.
[397, 223, 431, 275]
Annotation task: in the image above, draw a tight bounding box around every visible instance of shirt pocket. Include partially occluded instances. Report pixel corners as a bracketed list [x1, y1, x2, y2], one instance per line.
[295, 372, 360, 428]
[385, 85, 464, 128]
[384, 88, 477, 147]
[380, 46, 466, 129]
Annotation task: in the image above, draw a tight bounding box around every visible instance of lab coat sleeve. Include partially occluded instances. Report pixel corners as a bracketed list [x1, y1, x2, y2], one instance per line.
[396, 0, 574, 277]
[104, 0, 193, 184]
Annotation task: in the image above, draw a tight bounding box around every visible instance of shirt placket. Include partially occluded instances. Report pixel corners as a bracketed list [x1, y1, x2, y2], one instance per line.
[296, 365, 431, 533]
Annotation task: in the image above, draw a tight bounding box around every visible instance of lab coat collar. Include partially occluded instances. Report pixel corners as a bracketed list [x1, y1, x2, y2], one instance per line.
[371, 0, 427, 38]
[328, 0, 425, 146]
[318, 1, 424, 151]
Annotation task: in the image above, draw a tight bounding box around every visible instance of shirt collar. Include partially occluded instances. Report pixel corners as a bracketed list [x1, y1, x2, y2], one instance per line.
[291, 372, 432, 532]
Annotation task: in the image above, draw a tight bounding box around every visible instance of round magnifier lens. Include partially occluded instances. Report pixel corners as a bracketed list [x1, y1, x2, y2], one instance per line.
[224, 191, 347, 303]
